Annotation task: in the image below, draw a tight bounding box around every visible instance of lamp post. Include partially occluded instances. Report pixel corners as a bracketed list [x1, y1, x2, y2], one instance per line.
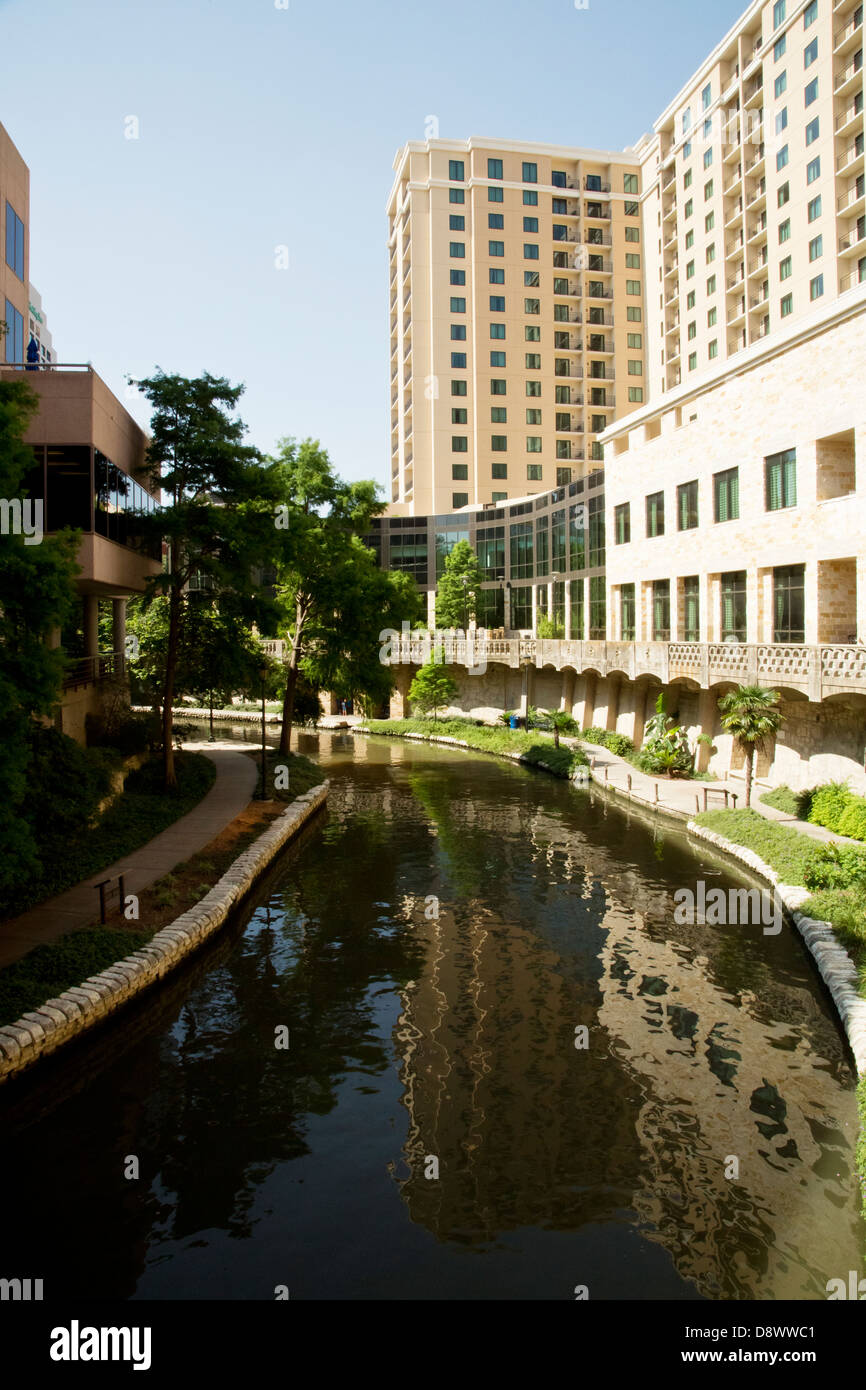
[520, 653, 534, 729]
[256, 662, 269, 800]
[461, 574, 468, 632]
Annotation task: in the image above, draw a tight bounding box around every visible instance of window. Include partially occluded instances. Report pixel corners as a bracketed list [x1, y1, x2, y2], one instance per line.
[652, 580, 671, 642]
[779, 218, 791, 242]
[490, 351, 506, 367]
[451, 463, 468, 480]
[522, 162, 537, 183]
[621, 584, 636, 641]
[688, 352, 697, 370]
[488, 185, 503, 202]
[488, 158, 503, 179]
[552, 198, 567, 215]
[450, 269, 466, 285]
[721, 571, 747, 642]
[452, 408, 467, 424]
[775, 72, 787, 98]
[585, 174, 602, 191]
[524, 325, 540, 341]
[765, 447, 797, 509]
[703, 116, 712, 139]
[4, 202, 25, 280]
[804, 38, 818, 67]
[685, 229, 695, 249]
[614, 502, 631, 545]
[451, 352, 466, 368]
[626, 252, 641, 269]
[452, 492, 469, 509]
[449, 188, 464, 204]
[714, 466, 739, 521]
[451, 379, 467, 396]
[780, 255, 792, 280]
[626, 279, 641, 294]
[524, 297, 540, 313]
[804, 0, 817, 27]
[3, 299, 23, 363]
[524, 270, 540, 287]
[525, 353, 541, 369]
[524, 243, 539, 259]
[778, 182, 790, 206]
[526, 381, 541, 396]
[451, 324, 466, 340]
[452, 436, 468, 452]
[682, 576, 700, 642]
[705, 178, 714, 200]
[810, 273, 824, 299]
[806, 156, 820, 184]
[627, 306, 642, 321]
[628, 386, 644, 402]
[491, 492, 507, 503]
[449, 214, 465, 230]
[781, 292, 793, 316]
[773, 564, 805, 642]
[491, 435, 508, 452]
[687, 290, 696, 309]
[491, 407, 507, 423]
[552, 170, 567, 188]
[806, 117, 820, 145]
[706, 244, 716, 263]
[683, 141, 692, 158]
[688, 320, 697, 340]
[589, 576, 606, 640]
[686, 260, 695, 279]
[450, 242, 465, 257]
[451, 296, 466, 312]
[805, 77, 818, 105]
[526, 408, 541, 424]
[625, 226, 640, 242]
[773, 0, 786, 28]
[774, 34, 787, 60]
[556, 467, 572, 486]
[646, 490, 665, 537]
[491, 463, 507, 479]
[519, 216, 537, 235]
[628, 360, 642, 375]
[705, 211, 715, 232]
[523, 190, 538, 206]
[490, 294, 505, 311]
[449, 159, 464, 181]
[624, 173, 639, 194]
[684, 169, 693, 189]
[776, 107, 788, 134]
[625, 200, 639, 216]
[488, 213, 504, 229]
[809, 233, 823, 261]
[627, 332, 642, 348]
[526, 465, 542, 482]
[489, 240, 504, 256]
[490, 267, 505, 284]
[526, 437, 542, 453]
[491, 379, 507, 395]
[776, 144, 789, 171]
[708, 339, 718, 359]
[808, 194, 822, 221]
[684, 198, 694, 217]
[704, 148, 713, 169]
[702, 81, 712, 110]
[682, 107, 692, 136]
[708, 306, 717, 327]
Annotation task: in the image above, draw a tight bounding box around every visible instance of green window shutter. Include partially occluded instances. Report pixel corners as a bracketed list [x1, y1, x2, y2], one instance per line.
[715, 476, 726, 522]
[784, 452, 796, 506]
[729, 470, 739, 518]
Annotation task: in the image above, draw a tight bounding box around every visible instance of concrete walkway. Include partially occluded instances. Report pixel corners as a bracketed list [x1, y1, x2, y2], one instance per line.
[570, 737, 864, 846]
[0, 741, 258, 970]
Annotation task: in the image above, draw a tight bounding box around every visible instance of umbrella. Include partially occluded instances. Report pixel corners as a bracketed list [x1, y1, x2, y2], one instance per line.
[25, 335, 40, 371]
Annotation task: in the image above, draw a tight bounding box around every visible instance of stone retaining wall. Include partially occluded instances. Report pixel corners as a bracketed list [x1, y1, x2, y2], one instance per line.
[687, 821, 866, 1077]
[0, 782, 329, 1084]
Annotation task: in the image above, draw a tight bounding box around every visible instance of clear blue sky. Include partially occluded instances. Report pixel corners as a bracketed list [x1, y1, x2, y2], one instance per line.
[2, 0, 745, 491]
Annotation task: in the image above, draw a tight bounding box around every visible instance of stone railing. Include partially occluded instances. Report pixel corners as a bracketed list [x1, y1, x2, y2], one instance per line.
[385, 636, 866, 699]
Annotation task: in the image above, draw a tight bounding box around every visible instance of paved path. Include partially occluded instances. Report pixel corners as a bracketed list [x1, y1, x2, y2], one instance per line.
[0, 742, 258, 970]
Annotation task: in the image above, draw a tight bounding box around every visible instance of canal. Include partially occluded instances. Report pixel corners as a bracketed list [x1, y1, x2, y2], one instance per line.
[0, 729, 863, 1300]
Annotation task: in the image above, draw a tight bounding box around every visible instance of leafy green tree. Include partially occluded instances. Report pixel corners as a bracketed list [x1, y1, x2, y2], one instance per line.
[269, 438, 420, 754]
[435, 540, 483, 629]
[638, 693, 693, 777]
[548, 710, 578, 747]
[0, 379, 81, 891]
[131, 370, 275, 787]
[717, 685, 785, 806]
[408, 652, 458, 721]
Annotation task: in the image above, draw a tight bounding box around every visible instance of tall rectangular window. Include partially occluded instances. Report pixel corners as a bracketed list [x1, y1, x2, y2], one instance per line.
[714, 466, 739, 521]
[3, 298, 24, 363]
[806, 157, 820, 184]
[652, 580, 671, 641]
[646, 490, 664, 537]
[683, 576, 700, 642]
[570, 579, 584, 639]
[804, 37, 818, 67]
[488, 185, 503, 202]
[614, 502, 630, 545]
[621, 583, 636, 640]
[5, 202, 25, 280]
[773, 564, 805, 642]
[677, 480, 699, 530]
[488, 158, 503, 179]
[765, 448, 797, 509]
[805, 77, 818, 105]
[773, 0, 786, 29]
[721, 571, 747, 641]
[489, 240, 504, 256]
[589, 576, 606, 639]
[449, 160, 464, 181]
[522, 162, 538, 183]
[450, 242, 465, 257]
[804, 0, 817, 24]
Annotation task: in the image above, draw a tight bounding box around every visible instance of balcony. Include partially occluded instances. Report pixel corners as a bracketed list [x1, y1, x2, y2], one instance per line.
[725, 198, 745, 227]
[840, 264, 866, 289]
[834, 9, 863, 55]
[746, 177, 767, 210]
[748, 252, 768, 277]
[839, 223, 866, 253]
[835, 53, 864, 96]
[664, 282, 680, 307]
[744, 77, 763, 108]
[836, 95, 865, 135]
[725, 235, 745, 259]
[744, 143, 765, 175]
[663, 226, 678, 251]
[585, 285, 612, 299]
[837, 136, 865, 174]
[662, 199, 676, 220]
[584, 204, 612, 220]
[584, 178, 611, 192]
[583, 233, 612, 247]
[665, 315, 680, 335]
[726, 266, 746, 291]
[747, 215, 768, 243]
[724, 166, 743, 195]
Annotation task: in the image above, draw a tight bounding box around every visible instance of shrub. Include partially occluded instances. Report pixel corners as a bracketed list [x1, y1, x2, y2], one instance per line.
[836, 796, 866, 842]
[86, 711, 159, 756]
[581, 726, 608, 745]
[760, 784, 802, 817]
[604, 732, 634, 756]
[693, 808, 822, 886]
[802, 842, 866, 891]
[808, 781, 853, 833]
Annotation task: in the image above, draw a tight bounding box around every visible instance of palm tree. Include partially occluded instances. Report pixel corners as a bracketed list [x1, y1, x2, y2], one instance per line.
[548, 710, 576, 748]
[717, 685, 785, 807]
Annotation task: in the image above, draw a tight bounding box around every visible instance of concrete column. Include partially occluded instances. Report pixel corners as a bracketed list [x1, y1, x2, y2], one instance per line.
[605, 675, 621, 732]
[519, 662, 534, 719]
[575, 671, 597, 729]
[746, 567, 760, 644]
[390, 666, 412, 720]
[531, 585, 538, 635]
[83, 595, 99, 658]
[560, 668, 576, 714]
[112, 597, 127, 674]
[668, 578, 680, 645]
[699, 572, 712, 643]
[547, 581, 555, 630]
[628, 680, 649, 747]
[804, 562, 820, 645]
[708, 574, 721, 642]
[857, 555, 866, 645]
[695, 686, 718, 773]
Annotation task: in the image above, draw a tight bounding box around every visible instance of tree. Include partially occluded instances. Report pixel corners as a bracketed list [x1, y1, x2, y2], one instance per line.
[269, 438, 420, 755]
[408, 651, 458, 722]
[435, 540, 484, 629]
[548, 710, 578, 747]
[717, 684, 785, 807]
[638, 693, 694, 777]
[0, 378, 81, 891]
[131, 370, 275, 787]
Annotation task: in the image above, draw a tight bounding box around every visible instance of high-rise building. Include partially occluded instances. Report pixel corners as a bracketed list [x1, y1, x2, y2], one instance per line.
[386, 138, 646, 516]
[1, 122, 30, 366]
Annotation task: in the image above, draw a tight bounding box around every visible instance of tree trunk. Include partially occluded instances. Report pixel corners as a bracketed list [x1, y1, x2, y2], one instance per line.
[162, 586, 182, 789]
[554, 727, 560, 748]
[744, 743, 754, 808]
[278, 604, 305, 756]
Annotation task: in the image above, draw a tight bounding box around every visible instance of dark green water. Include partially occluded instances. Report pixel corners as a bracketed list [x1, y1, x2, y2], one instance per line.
[0, 729, 863, 1300]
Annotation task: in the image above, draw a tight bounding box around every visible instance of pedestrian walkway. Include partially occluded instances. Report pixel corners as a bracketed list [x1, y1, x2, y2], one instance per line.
[0, 742, 258, 970]
[570, 737, 865, 847]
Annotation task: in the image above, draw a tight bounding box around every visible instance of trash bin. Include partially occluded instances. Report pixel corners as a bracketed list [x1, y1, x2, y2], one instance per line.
[509, 715, 518, 730]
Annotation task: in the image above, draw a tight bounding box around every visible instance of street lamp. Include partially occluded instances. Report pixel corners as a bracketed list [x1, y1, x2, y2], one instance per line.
[256, 662, 269, 800]
[461, 574, 468, 632]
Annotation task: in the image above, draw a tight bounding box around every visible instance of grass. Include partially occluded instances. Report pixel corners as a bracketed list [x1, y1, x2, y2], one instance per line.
[244, 749, 326, 801]
[693, 808, 822, 887]
[0, 753, 217, 921]
[362, 717, 588, 778]
[0, 927, 151, 1027]
[760, 784, 805, 817]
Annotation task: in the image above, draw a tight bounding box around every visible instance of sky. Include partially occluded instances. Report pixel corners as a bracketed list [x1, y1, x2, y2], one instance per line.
[2, 0, 746, 491]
